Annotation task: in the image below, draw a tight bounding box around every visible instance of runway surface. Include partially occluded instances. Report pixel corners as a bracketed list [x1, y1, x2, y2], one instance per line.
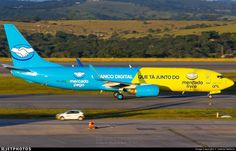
[0, 94, 235, 109]
[1, 62, 236, 76]
[0, 119, 235, 147]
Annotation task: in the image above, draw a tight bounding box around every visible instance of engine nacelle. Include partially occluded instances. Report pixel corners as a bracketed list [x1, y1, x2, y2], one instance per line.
[135, 85, 159, 97]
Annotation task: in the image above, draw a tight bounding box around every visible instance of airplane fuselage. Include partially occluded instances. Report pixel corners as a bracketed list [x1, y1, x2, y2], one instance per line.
[11, 66, 234, 95]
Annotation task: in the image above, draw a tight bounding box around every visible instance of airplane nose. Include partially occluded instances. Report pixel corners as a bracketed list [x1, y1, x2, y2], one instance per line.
[225, 78, 234, 88]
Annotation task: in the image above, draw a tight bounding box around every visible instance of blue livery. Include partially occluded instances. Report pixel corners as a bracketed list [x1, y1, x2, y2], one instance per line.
[3, 24, 142, 100]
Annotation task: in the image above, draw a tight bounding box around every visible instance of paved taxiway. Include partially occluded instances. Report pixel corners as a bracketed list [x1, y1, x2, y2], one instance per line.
[0, 119, 235, 147]
[0, 94, 235, 109]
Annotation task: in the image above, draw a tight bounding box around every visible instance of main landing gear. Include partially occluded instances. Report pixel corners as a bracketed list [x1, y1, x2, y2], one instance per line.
[113, 92, 124, 100]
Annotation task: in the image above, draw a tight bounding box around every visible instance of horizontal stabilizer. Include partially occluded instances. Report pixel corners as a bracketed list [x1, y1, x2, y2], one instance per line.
[1, 64, 30, 72]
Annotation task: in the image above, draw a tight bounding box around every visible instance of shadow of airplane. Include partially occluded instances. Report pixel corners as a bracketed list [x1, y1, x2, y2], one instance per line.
[0, 119, 53, 127]
[0, 94, 53, 99]
[123, 93, 207, 100]
[86, 98, 194, 120]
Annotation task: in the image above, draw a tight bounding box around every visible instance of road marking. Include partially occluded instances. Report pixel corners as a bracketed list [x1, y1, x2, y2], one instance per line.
[167, 128, 208, 147]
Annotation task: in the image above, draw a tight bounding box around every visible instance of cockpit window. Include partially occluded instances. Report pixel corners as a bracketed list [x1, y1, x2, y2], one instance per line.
[217, 75, 224, 79]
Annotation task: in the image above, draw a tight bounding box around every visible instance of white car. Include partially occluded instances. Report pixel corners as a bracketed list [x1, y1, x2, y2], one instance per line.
[56, 110, 85, 121]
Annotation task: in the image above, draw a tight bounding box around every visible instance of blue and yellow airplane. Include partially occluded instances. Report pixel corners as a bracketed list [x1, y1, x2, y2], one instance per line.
[2, 24, 235, 100]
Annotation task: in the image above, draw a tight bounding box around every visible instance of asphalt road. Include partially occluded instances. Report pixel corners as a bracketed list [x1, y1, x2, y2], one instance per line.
[1, 62, 236, 76]
[0, 94, 235, 109]
[0, 119, 235, 147]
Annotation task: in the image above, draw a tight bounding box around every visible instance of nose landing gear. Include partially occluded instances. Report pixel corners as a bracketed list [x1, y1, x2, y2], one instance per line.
[208, 94, 213, 99]
[208, 94, 213, 105]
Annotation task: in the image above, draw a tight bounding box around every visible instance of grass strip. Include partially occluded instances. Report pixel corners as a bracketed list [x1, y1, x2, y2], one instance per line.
[0, 108, 235, 120]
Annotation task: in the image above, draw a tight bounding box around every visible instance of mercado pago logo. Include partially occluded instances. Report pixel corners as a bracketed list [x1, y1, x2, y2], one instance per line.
[11, 44, 35, 61]
[186, 73, 198, 80]
[74, 72, 85, 78]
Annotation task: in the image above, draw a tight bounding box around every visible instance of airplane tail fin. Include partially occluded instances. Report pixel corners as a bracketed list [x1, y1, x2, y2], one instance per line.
[4, 24, 61, 68]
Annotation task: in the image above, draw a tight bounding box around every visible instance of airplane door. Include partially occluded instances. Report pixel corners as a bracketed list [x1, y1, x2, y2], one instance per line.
[42, 75, 49, 86]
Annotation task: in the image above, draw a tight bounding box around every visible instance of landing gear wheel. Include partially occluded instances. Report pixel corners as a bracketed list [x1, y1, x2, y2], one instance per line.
[208, 94, 213, 105]
[113, 92, 119, 98]
[208, 94, 213, 99]
[117, 93, 124, 100]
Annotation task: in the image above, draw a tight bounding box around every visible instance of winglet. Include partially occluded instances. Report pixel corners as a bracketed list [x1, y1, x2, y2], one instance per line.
[88, 64, 134, 85]
[88, 64, 103, 81]
[76, 58, 84, 67]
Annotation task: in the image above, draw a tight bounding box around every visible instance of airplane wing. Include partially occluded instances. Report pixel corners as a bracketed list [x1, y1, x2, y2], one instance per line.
[88, 64, 138, 89]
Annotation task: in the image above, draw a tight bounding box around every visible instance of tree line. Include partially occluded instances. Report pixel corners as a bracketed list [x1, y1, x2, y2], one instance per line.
[1, 0, 236, 20]
[0, 30, 236, 58]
